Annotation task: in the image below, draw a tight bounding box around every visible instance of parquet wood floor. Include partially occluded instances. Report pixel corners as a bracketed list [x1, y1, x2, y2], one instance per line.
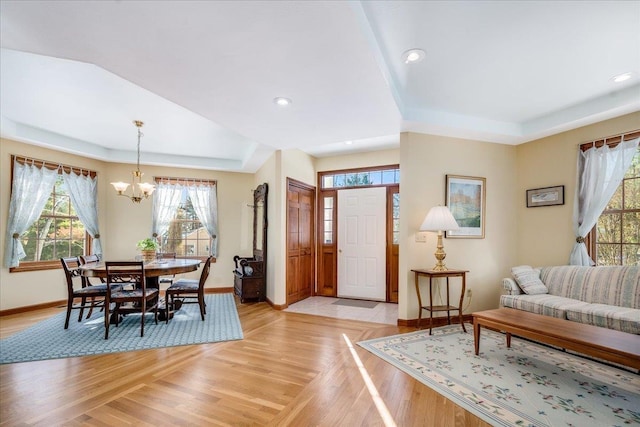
[0, 297, 489, 426]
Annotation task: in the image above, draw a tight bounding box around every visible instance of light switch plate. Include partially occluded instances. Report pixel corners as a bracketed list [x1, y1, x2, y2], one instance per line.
[415, 232, 427, 242]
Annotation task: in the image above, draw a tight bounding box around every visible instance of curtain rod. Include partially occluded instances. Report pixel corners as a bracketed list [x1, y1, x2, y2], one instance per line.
[580, 129, 640, 151]
[11, 154, 96, 177]
[154, 176, 217, 185]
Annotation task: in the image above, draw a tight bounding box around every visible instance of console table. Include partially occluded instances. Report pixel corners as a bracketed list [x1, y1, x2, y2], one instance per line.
[412, 268, 468, 334]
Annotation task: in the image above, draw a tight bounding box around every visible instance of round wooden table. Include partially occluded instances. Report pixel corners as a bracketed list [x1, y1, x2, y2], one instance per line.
[79, 258, 201, 287]
[79, 258, 201, 322]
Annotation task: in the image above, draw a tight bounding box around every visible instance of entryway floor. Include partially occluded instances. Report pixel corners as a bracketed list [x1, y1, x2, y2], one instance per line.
[284, 296, 398, 325]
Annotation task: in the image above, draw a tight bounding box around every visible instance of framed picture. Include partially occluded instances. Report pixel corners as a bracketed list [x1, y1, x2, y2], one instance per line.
[526, 185, 564, 208]
[445, 175, 486, 238]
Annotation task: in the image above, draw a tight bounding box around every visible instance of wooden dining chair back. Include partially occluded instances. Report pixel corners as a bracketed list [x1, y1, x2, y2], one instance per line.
[165, 256, 212, 322]
[104, 261, 159, 339]
[156, 252, 177, 286]
[80, 254, 100, 263]
[61, 256, 113, 329]
[79, 254, 106, 287]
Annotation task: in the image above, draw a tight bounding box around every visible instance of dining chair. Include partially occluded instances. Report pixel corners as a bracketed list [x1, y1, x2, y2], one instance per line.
[165, 256, 211, 322]
[77, 254, 108, 318]
[104, 261, 159, 339]
[80, 254, 106, 286]
[156, 252, 177, 286]
[61, 256, 117, 329]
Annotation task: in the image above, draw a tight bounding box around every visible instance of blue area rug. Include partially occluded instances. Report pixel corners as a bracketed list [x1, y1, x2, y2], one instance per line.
[0, 293, 243, 364]
[359, 325, 640, 426]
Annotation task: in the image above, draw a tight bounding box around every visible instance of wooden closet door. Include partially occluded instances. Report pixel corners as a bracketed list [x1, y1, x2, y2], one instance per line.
[286, 179, 315, 305]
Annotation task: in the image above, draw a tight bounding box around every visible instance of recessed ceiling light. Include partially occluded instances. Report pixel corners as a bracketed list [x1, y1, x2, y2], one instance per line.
[344, 140, 353, 145]
[612, 72, 632, 83]
[401, 48, 425, 64]
[273, 97, 292, 106]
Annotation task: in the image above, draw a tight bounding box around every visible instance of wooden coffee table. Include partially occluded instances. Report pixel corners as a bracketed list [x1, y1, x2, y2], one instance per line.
[473, 308, 640, 370]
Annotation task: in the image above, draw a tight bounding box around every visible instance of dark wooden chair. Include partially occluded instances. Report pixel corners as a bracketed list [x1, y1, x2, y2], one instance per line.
[80, 254, 100, 264]
[165, 256, 211, 322]
[61, 256, 117, 329]
[156, 252, 177, 286]
[104, 261, 159, 339]
[80, 255, 102, 284]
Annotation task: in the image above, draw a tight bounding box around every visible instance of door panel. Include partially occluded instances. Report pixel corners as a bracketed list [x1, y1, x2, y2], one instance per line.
[337, 187, 386, 300]
[286, 179, 315, 305]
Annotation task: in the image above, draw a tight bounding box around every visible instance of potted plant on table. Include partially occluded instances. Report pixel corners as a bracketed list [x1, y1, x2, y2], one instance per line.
[137, 238, 159, 262]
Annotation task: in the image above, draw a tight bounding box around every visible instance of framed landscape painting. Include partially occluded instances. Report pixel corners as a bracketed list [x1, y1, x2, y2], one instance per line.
[445, 175, 486, 238]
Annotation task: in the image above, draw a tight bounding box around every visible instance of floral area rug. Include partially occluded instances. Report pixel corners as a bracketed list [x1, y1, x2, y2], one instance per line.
[358, 325, 640, 426]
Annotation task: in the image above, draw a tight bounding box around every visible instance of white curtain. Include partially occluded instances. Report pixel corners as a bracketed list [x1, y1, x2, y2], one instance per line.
[152, 181, 182, 241]
[187, 183, 218, 257]
[570, 137, 639, 265]
[62, 170, 102, 256]
[4, 160, 59, 268]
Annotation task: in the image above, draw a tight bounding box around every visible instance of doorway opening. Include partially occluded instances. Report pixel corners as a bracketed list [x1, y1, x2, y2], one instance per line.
[317, 165, 399, 303]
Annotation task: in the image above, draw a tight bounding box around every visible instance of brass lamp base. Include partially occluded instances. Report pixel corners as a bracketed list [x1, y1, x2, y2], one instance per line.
[432, 230, 449, 271]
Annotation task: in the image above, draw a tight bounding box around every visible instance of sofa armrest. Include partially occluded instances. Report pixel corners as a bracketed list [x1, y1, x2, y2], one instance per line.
[502, 277, 523, 295]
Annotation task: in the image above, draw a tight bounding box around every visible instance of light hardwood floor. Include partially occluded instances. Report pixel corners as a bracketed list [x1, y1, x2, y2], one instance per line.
[0, 296, 489, 426]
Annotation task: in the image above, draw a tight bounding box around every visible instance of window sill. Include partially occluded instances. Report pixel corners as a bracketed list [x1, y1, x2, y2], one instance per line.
[10, 261, 62, 273]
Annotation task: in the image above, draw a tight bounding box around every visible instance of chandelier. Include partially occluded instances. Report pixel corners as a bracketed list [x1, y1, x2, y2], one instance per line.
[110, 120, 155, 203]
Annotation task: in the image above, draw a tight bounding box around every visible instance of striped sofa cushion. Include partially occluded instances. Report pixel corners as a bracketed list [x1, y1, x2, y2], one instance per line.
[540, 266, 640, 309]
[499, 294, 590, 319]
[565, 304, 640, 335]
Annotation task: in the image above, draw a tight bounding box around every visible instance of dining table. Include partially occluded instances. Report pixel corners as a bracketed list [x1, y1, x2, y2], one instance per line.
[79, 258, 202, 322]
[79, 258, 202, 287]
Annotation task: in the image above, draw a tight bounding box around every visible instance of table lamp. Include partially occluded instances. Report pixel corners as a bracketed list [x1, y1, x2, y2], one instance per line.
[420, 205, 460, 271]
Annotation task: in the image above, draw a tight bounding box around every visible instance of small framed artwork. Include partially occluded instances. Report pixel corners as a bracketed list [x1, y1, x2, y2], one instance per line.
[526, 185, 564, 208]
[445, 175, 486, 238]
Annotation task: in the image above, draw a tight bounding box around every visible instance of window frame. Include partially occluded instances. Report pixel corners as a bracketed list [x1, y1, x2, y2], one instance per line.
[9, 155, 94, 273]
[153, 176, 217, 262]
[583, 130, 640, 266]
[318, 164, 400, 189]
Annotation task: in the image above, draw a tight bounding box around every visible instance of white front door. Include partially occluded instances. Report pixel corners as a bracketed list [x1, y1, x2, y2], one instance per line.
[337, 187, 386, 300]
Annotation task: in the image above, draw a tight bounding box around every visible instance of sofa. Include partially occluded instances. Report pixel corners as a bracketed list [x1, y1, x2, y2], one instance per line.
[500, 265, 640, 334]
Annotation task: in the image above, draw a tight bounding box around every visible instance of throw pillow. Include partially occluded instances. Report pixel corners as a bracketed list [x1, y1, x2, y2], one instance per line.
[511, 265, 548, 295]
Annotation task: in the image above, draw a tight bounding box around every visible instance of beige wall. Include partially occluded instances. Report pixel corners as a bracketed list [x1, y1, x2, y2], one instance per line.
[315, 148, 400, 172]
[0, 138, 254, 310]
[398, 132, 518, 320]
[3, 113, 638, 314]
[102, 162, 255, 287]
[515, 111, 640, 266]
[1, 138, 109, 309]
[272, 149, 316, 305]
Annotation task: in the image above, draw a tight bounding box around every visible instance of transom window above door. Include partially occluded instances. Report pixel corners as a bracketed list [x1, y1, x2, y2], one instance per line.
[321, 168, 399, 189]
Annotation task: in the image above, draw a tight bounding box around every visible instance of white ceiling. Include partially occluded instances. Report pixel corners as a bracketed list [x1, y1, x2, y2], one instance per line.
[1, 1, 639, 172]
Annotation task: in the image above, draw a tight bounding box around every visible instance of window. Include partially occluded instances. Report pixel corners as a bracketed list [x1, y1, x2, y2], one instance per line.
[23, 175, 87, 261]
[163, 196, 209, 257]
[392, 192, 400, 245]
[153, 177, 217, 259]
[321, 167, 400, 189]
[323, 196, 334, 244]
[593, 149, 640, 266]
[9, 157, 94, 272]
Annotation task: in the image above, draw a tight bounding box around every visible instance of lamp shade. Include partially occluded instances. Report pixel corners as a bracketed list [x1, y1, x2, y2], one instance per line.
[420, 206, 460, 232]
[111, 182, 130, 193]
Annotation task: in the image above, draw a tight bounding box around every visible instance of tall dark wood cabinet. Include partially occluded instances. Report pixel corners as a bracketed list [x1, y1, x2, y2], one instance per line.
[234, 183, 268, 302]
